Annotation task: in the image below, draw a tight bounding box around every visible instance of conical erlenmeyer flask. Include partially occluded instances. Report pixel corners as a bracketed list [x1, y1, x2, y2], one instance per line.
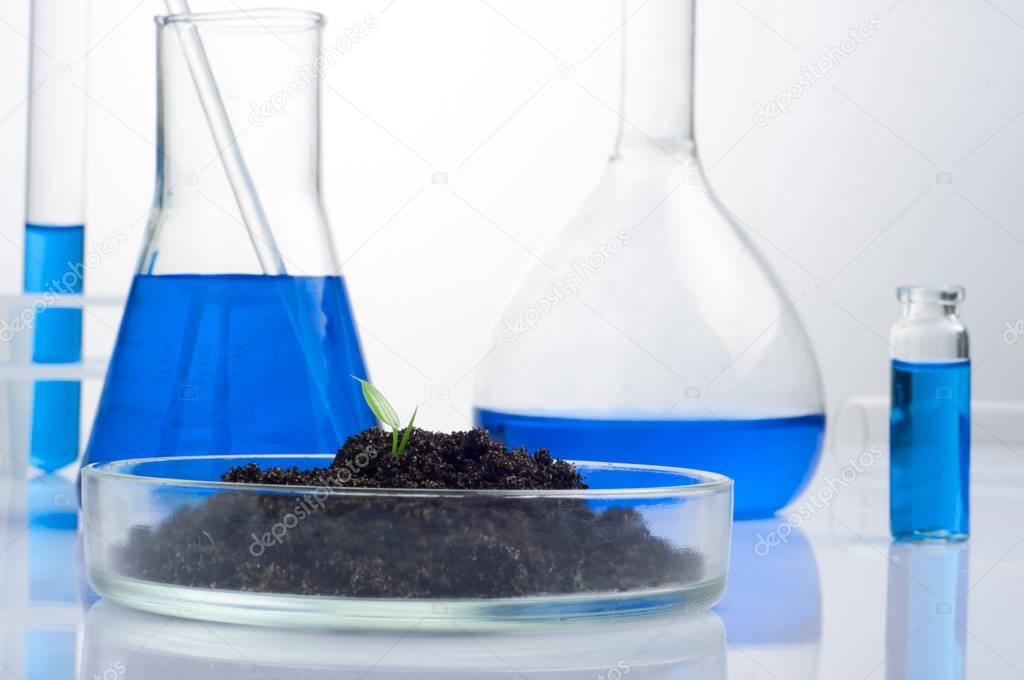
[84, 10, 374, 466]
[474, 0, 824, 518]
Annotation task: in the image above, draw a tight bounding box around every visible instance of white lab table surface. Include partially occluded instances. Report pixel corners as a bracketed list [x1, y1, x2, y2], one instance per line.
[1, 442, 1022, 679]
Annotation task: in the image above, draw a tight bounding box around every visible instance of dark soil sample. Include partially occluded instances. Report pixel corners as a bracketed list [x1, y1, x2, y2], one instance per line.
[222, 427, 588, 490]
[121, 428, 703, 599]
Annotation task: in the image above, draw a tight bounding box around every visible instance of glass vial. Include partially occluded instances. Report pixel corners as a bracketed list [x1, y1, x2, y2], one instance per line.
[889, 285, 969, 541]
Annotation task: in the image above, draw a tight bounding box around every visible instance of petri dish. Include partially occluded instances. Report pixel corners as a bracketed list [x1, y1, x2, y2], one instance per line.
[82, 455, 732, 630]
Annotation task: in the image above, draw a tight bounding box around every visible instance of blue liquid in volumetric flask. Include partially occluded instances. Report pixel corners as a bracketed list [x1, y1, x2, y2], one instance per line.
[24, 224, 84, 472]
[890, 359, 970, 540]
[84, 274, 375, 465]
[474, 410, 825, 518]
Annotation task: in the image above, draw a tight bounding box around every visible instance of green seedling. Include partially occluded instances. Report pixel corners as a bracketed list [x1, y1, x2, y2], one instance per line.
[353, 377, 418, 456]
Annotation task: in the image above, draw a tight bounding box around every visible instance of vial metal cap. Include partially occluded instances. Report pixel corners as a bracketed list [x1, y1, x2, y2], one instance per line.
[897, 284, 965, 304]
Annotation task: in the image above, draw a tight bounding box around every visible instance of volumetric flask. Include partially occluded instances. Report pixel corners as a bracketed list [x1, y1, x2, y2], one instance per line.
[84, 10, 374, 466]
[474, 0, 825, 518]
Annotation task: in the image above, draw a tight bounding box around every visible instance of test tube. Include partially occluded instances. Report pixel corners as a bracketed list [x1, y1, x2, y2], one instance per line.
[23, 0, 89, 471]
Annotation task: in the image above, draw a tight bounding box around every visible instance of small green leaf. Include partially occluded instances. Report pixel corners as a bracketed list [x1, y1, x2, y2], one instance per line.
[396, 405, 418, 456]
[354, 377, 401, 430]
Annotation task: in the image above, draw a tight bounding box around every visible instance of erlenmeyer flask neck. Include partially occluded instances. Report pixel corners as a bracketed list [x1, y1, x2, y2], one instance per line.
[615, 0, 695, 159]
[148, 10, 336, 275]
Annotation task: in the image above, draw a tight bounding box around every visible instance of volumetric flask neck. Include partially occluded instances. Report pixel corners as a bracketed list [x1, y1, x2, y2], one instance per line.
[84, 10, 373, 467]
[615, 0, 695, 158]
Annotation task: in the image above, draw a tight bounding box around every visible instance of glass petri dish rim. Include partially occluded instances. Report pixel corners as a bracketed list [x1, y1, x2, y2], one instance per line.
[155, 8, 325, 30]
[82, 454, 733, 500]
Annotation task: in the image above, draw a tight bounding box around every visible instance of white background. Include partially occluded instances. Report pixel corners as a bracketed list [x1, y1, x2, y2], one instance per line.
[1, 0, 1022, 433]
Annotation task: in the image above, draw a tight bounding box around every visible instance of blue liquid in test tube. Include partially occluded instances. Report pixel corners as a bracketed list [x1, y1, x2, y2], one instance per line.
[24, 225, 83, 471]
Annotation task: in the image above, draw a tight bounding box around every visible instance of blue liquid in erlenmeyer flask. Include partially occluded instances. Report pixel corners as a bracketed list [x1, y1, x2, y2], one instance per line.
[85, 274, 375, 464]
[475, 410, 825, 518]
[24, 224, 84, 472]
[890, 359, 970, 540]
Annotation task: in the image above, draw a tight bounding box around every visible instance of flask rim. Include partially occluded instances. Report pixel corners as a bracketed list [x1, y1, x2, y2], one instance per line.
[897, 284, 965, 304]
[155, 8, 324, 31]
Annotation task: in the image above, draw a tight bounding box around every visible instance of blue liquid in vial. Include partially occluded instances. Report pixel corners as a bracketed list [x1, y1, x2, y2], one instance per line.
[890, 359, 970, 540]
[24, 224, 84, 472]
[84, 274, 375, 465]
[474, 410, 825, 518]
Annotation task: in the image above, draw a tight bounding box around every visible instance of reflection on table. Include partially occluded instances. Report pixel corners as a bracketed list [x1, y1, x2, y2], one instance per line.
[82, 601, 726, 679]
[0, 474, 80, 680]
[715, 518, 823, 679]
[885, 541, 968, 680]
